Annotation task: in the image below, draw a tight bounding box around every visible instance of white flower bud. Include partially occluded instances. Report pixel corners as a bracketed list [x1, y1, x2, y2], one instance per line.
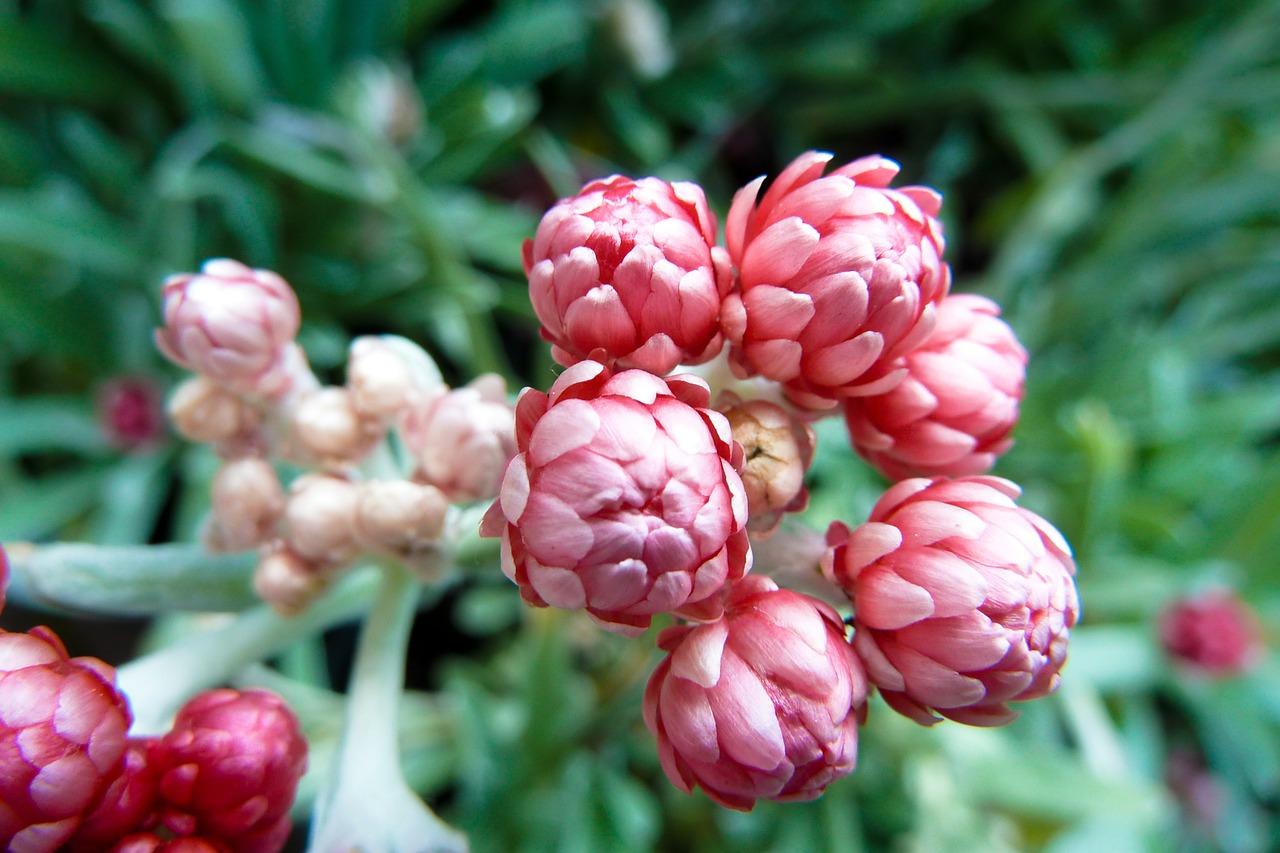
[254, 547, 329, 616]
[346, 335, 445, 420]
[209, 458, 285, 551]
[167, 376, 261, 447]
[283, 474, 361, 565]
[288, 387, 383, 466]
[354, 480, 448, 557]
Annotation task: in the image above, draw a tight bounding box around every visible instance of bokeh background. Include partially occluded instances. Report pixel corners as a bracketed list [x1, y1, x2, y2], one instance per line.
[1, 0, 1279, 850]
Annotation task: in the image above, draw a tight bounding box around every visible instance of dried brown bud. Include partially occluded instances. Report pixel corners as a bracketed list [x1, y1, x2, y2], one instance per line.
[283, 473, 360, 565]
[720, 396, 815, 535]
[167, 376, 261, 451]
[288, 387, 383, 467]
[254, 547, 330, 616]
[208, 458, 285, 551]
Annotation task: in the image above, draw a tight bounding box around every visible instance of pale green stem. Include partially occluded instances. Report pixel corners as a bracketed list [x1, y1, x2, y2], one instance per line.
[117, 566, 380, 735]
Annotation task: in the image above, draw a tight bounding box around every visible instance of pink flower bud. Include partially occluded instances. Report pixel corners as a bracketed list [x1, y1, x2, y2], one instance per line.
[282, 474, 360, 565]
[643, 575, 867, 810]
[149, 689, 306, 853]
[66, 738, 159, 852]
[155, 259, 302, 398]
[0, 627, 133, 853]
[286, 387, 383, 467]
[719, 394, 815, 535]
[845, 294, 1026, 479]
[99, 378, 166, 451]
[480, 360, 751, 636]
[166, 378, 263, 457]
[252, 548, 330, 617]
[401, 374, 516, 504]
[208, 459, 285, 553]
[722, 151, 951, 409]
[825, 476, 1078, 726]
[524, 175, 732, 375]
[1159, 589, 1263, 676]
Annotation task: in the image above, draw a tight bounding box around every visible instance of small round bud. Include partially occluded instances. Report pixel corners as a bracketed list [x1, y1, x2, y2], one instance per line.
[401, 373, 516, 504]
[288, 387, 383, 467]
[99, 377, 166, 450]
[282, 474, 360, 565]
[346, 335, 444, 420]
[167, 377, 261, 450]
[353, 480, 448, 556]
[253, 548, 329, 616]
[207, 458, 285, 552]
[1159, 589, 1263, 676]
[720, 395, 814, 536]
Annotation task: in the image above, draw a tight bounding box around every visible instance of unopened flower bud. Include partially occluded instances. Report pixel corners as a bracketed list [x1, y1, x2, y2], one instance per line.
[1159, 589, 1263, 676]
[346, 335, 445, 420]
[155, 259, 302, 399]
[287, 387, 383, 467]
[0, 627, 133, 853]
[253, 548, 329, 616]
[401, 373, 516, 504]
[99, 377, 166, 450]
[282, 474, 360, 565]
[354, 480, 448, 562]
[167, 377, 263, 454]
[720, 395, 814, 535]
[207, 458, 285, 552]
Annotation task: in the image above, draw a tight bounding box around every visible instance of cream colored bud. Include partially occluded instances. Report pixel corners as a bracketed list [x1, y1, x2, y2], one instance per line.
[289, 387, 383, 466]
[254, 547, 330, 616]
[209, 457, 285, 551]
[168, 376, 259, 445]
[283, 473, 361, 564]
[346, 335, 445, 420]
[722, 398, 816, 536]
[354, 480, 448, 554]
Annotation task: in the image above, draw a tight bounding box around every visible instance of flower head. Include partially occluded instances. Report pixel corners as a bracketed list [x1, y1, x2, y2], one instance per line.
[0, 627, 133, 853]
[845, 294, 1026, 479]
[400, 374, 516, 504]
[1159, 589, 1263, 676]
[643, 575, 867, 810]
[825, 476, 1078, 726]
[525, 175, 732, 375]
[155, 259, 302, 398]
[722, 151, 950, 409]
[148, 688, 306, 853]
[480, 360, 751, 636]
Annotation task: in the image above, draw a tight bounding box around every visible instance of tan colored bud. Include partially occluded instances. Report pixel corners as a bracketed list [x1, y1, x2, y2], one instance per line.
[254, 547, 330, 616]
[209, 458, 285, 551]
[353, 480, 448, 553]
[288, 387, 383, 466]
[346, 335, 444, 420]
[167, 376, 260, 447]
[721, 396, 815, 536]
[283, 473, 360, 564]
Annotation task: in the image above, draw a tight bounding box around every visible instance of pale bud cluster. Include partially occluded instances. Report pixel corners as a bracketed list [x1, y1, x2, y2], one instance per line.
[488, 151, 1080, 810]
[155, 263, 517, 614]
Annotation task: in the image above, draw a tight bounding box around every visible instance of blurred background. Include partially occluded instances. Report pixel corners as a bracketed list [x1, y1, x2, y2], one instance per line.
[1, 0, 1278, 850]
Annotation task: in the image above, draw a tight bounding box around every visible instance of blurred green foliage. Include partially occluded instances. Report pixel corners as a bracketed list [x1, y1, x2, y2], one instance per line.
[1, 0, 1278, 850]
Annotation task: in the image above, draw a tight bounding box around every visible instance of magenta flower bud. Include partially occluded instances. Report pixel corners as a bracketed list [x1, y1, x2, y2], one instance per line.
[98, 377, 167, 451]
[155, 259, 302, 398]
[479, 360, 751, 636]
[0, 627, 133, 853]
[825, 476, 1079, 726]
[400, 374, 517, 504]
[643, 575, 867, 811]
[1159, 589, 1263, 676]
[66, 738, 159, 852]
[845, 294, 1027, 480]
[149, 688, 306, 853]
[524, 175, 732, 375]
[723, 151, 951, 410]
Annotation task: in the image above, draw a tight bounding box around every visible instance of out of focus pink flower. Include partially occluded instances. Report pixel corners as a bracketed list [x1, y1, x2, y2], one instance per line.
[400, 374, 517, 504]
[845, 294, 1026, 480]
[155, 259, 302, 398]
[825, 476, 1079, 726]
[149, 688, 306, 853]
[67, 739, 159, 852]
[525, 175, 731, 375]
[99, 378, 167, 451]
[480, 360, 751, 636]
[1159, 590, 1263, 676]
[722, 151, 950, 409]
[0, 627, 133, 853]
[643, 575, 867, 811]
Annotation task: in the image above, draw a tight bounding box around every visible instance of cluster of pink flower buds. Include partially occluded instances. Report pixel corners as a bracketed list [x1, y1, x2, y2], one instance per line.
[155, 261, 518, 614]
[487, 150, 1079, 810]
[0, 560, 306, 853]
